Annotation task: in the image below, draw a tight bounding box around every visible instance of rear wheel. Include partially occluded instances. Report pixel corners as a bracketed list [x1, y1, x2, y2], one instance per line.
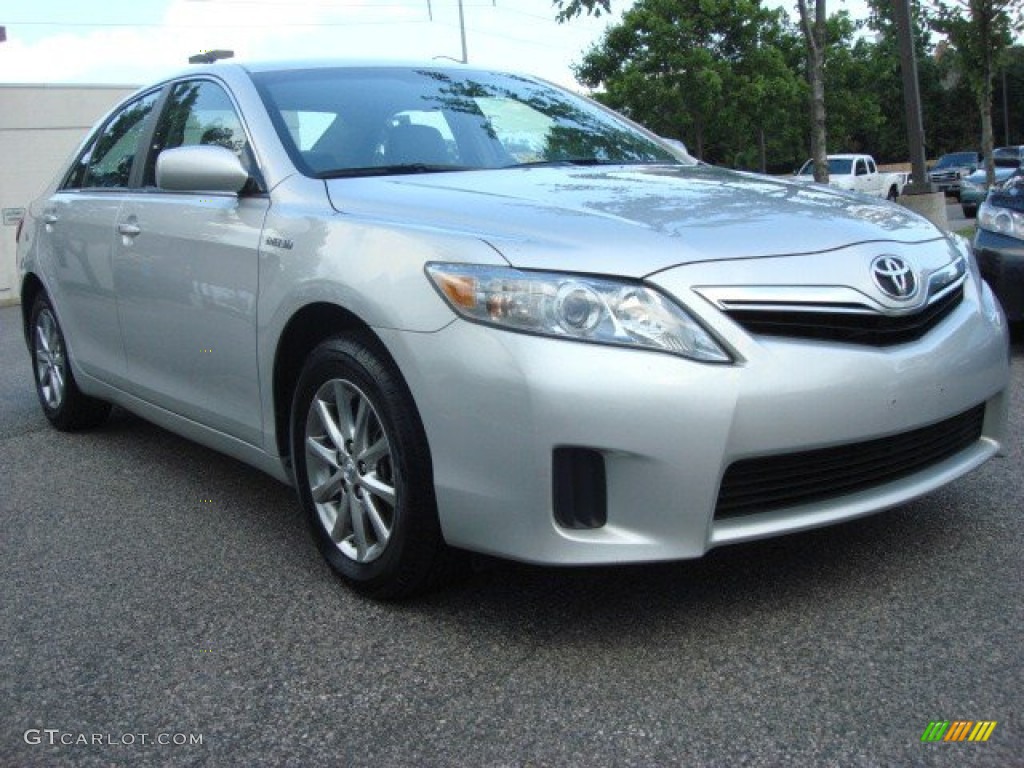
[30, 293, 111, 431]
[290, 335, 460, 599]
[887, 185, 899, 202]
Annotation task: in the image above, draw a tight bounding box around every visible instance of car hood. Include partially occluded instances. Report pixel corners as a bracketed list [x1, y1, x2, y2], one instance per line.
[966, 167, 1018, 183]
[325, 164, 944, 277]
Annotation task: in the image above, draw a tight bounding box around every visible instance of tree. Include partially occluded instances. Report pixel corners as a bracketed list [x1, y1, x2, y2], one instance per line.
[931, 1, 1022, 183]
[573, 0, 804, 168]
[796, 0, 830, 182]
[820, 13, 886, 155]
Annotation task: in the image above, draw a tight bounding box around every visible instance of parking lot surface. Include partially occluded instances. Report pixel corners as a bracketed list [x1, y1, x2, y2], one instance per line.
[1, 304, 1022, 767]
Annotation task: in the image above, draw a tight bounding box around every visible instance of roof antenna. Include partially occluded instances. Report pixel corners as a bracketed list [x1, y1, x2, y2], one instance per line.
[189, 50, 234, 64]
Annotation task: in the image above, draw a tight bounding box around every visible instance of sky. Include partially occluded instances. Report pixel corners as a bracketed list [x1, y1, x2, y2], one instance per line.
[0, 0, 872, 90]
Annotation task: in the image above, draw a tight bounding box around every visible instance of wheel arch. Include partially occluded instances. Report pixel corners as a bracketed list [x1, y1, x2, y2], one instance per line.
[271, 301, 402, 465]
[20, 272, 47, 348]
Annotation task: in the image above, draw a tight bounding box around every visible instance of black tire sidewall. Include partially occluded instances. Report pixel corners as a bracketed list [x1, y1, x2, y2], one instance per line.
[290, 336, 440, 596]
[29, 293, 111, 431]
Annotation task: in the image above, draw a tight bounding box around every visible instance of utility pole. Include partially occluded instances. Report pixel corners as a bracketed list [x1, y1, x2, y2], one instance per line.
[457, 0, 468, 63]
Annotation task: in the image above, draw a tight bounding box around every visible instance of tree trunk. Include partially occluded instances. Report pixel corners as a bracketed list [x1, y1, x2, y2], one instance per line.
[982, 40, 996, 186]
[980, 91, 996, 185]
[798, 0, 829, 184]
[759, 127, 767, 174]
[809, 43, 828, 183]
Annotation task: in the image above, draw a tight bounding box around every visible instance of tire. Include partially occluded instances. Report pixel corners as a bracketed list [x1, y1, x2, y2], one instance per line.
[962, 205, 977, 219]
[290, 334, 460, 599]
[887, 185, 898, 202]
[29, 293, 111, 431]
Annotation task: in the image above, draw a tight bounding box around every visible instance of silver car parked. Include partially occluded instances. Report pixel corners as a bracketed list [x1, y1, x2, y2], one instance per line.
[17, 61, 1010, 598]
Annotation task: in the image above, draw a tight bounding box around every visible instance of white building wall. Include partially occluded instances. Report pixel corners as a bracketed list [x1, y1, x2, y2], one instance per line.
[0, 84, 136, 306]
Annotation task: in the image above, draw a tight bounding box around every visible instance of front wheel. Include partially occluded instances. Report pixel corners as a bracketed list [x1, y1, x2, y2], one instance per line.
[30, 293, 111, 431]
[290, 335, 460, 599]
[962, 204, 977, 219]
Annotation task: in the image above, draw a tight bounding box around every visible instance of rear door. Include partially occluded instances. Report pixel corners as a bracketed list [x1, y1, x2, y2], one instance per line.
[36, 90, 161, 385]
[112, 78, 269, 445]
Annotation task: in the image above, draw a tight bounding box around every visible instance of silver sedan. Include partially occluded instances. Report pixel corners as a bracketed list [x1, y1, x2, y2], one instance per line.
[16, 61, 1010, 598]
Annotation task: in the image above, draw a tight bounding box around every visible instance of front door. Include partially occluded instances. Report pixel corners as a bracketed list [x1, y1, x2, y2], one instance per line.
[113, 79, 268, 445]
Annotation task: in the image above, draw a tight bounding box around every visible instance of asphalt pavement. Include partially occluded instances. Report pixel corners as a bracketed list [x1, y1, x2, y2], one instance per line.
[1, 303, 1022, 767]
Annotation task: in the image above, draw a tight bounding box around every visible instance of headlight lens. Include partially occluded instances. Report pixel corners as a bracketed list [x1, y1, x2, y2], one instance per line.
[978, 201, 1024, 241]
[426, 263, 731, 363]
[961, 179, 982, 192]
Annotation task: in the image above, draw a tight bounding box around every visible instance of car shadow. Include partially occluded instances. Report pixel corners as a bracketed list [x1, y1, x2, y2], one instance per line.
[67, 393, 1009, 650]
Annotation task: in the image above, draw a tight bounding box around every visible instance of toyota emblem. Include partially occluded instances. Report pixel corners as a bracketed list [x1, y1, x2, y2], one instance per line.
[871, 255, 918, 300]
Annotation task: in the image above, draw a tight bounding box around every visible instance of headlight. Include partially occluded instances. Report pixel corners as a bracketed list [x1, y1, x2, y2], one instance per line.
[978, 201, 1024, 241]
[426, 263, 731, 363]
[961, 179, 982, 192]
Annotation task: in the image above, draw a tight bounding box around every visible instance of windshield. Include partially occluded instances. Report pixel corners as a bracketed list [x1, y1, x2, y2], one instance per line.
[251, 67, 679, 178]
[993, 147, 1023, 168]
[798, 158, 854, 176]
[934, 152, 977, 168]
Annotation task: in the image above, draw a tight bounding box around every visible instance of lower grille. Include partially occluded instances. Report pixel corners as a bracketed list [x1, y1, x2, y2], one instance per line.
[715, 404, 986, 519]
[724, 286, 962, 346]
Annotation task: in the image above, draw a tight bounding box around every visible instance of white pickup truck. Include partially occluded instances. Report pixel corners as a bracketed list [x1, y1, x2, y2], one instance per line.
[795, 154, 909, 201]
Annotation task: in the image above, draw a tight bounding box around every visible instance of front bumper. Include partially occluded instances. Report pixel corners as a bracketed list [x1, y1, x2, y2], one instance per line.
[376, 273, 1009, 566]
[929, 175, 961, 195]
[975, 228, 1024, 321]
[961, 187, 987, 208]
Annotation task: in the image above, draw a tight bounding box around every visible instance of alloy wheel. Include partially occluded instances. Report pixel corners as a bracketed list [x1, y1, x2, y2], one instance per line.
[34, 308, 66, 410]
[304, 378, 396, 564]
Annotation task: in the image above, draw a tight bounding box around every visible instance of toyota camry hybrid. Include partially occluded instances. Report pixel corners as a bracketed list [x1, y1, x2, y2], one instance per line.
[16, 61, 1010, 598]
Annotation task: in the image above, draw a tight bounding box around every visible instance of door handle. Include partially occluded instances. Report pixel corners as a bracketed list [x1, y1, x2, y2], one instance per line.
[118, 223, 141, 237]
[43, 214, 59, 225]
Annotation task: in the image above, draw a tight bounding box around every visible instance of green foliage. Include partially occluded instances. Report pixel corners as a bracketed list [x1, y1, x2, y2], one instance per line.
[555, 0, 1024, 170]
[573, 0, 806, 170]
[554, 0, 612, 22]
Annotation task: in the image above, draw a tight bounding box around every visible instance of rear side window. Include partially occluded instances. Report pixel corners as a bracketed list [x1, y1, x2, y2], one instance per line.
[65, 91, 159, 190]
[144, 80, 252, 186]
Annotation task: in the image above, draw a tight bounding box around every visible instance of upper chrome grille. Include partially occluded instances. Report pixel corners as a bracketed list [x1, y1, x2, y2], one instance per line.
[699, 257, 967, 347]
[720, 287, 963, 346]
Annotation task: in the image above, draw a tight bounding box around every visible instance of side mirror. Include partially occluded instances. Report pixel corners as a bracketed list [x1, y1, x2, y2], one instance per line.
[658, 137, 694, 163]
[156, 145, 249, 194]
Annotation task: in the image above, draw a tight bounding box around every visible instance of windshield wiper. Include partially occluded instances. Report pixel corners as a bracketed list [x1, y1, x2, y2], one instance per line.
[506, 158, 657, 169]
[317, 164, 473, 179]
